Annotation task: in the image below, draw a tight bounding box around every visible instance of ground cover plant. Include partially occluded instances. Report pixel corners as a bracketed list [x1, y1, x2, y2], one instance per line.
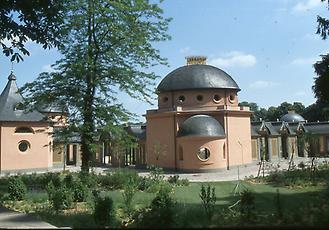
[0, 163, 328, 228]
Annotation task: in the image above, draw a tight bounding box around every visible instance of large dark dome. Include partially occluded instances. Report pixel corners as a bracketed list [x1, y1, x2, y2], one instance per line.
[280, 113, 305, 122]
[157, 64, 240, 92]
[178, 115, 226, 137]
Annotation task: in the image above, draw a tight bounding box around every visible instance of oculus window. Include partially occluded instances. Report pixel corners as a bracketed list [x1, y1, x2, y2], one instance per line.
[197, 147, 210, 161]
[178, 95, 185, 103]
[162, 96, 169, 103]
[213, 94, 222, 103]
[18, 140, 30, 152]
[196, 95, 203, 101]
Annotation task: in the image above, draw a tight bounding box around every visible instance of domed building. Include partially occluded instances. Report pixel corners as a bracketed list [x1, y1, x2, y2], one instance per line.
[280, 112, 305, 123]
[144, 56, 253, 171]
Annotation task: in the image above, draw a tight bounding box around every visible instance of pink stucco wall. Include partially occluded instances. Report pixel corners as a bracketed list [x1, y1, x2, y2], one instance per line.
[0, 122, 53, 171]
[225, 114, 252, 167]
[177, 137, 226, 170]
[146, 113, 176, 168]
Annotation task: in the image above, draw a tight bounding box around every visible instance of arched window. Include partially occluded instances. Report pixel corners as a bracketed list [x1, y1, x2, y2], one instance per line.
[15, 127, 33, 133]
[197, 147, 210, 161]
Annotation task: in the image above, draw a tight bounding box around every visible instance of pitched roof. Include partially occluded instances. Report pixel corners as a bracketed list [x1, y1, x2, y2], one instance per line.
[250, 122, 261, 137]
[251, 121, 280, 137]
[0, 73, 45, 122]
[302, 122, 329, 134]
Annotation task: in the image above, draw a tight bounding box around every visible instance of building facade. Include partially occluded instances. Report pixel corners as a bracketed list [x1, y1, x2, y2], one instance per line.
[142, 56, 253, 171]
[0, 73, 53, 172]
[1, 58, 329, 173]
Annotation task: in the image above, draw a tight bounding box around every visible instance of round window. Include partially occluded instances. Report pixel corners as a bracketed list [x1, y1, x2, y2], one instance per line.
[18, 141, 30, 152]
[213, 94, 221, 103]
[178, 95, 185, 103]
[196, 95, 203, 101]
[197, 147, 210, 161]
[162, 96, 169, 103]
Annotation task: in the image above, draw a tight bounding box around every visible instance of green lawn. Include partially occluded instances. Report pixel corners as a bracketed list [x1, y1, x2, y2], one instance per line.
[1, 172, 327, 228]
[31, 180, 327, 228]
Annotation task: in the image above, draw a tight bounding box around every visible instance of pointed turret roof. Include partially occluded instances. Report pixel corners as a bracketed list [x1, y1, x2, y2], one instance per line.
[0, 73, 45, 122]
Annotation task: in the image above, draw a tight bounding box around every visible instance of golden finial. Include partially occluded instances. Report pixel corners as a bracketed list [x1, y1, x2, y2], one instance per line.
[185, 56, 207, 65]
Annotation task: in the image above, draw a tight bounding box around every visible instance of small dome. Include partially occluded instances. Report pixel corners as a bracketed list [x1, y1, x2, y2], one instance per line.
[280, 113, 305, 122]
[157, 64, 240, 92]
[178, 115, 225, 137]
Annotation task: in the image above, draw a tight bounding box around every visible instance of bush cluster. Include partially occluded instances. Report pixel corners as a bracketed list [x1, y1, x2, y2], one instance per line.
[8, 176, 27, 201]
[46, 174, 89, 212]
[263, 167, 329, 187]
[132, 184, 175, 228]
[48, 185, 73, 212]
[94, 195, 115, 228]
[98, 169, 139, 190]
[168, 174, 189, 186]
[199, 184, 216, 220]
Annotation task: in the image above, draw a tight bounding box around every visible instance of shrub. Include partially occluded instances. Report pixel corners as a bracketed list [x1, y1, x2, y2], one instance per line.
[49, 185, 73, 212]
[94, 195, 115, 228]
[146, 179, 173, 193]
[137, 176, 150, 191]
[199, 184, 216, 220]
[8, 176, 27, 201]
[179, 178, 190, 186]
[72, 181, 89, 202]
[100, 169, 140, 190]
[122, 180, 136, 216]
[46, 181, 56, 201]
[0, 177, 9, 186]
[167, 175, 190, 186]
[133, 184, 175, 228]
[63, 173, 89, 202]
[148, 165, 164, 182]
[20, 172, 61, 189]
[79, 171, 98, 188]
[168, 175, 180, 184]
[63, 173, 75, 188]
[46, 172, 62, 187]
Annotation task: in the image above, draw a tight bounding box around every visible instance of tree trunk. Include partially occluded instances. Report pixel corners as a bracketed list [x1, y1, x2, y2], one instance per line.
[81, 0, 96, 173]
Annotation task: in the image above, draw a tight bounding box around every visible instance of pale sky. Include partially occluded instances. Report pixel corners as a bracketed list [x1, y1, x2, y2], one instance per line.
[1, 0, 329, 122]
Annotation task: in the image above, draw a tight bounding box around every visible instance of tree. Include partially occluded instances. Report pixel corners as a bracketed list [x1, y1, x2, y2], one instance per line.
[239, 101, 265, 121]
[292, 102, 305, 115]
[21, 0, 171, 172]
[313, 54, 329, 104]
[302, 101, 329, 121]
[0, 0, 64, 62]
[265, 106, 279, 121]
[313, 0, 329, 103]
